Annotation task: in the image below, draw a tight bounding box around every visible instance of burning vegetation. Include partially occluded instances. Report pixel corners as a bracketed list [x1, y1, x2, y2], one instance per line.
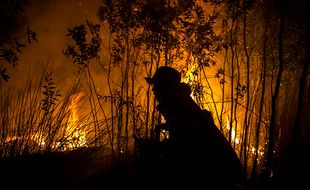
[0, 0, 310, 189]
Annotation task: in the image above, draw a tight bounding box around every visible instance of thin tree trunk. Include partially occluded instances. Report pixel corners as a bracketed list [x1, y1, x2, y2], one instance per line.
[251, 12, 268, 184]
[242, 3, 250, 177]
[264, 0, 285, 180]
[290, 54, 309, 164]
[229, 18, 236, 144]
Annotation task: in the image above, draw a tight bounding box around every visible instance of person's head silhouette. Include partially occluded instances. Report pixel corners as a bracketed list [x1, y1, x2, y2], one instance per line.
[145, 66, 181, 86]
[145, 66, 181, 102]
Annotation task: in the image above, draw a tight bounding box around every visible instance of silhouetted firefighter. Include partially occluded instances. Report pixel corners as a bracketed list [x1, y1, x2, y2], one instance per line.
[134, 66, 244, 188]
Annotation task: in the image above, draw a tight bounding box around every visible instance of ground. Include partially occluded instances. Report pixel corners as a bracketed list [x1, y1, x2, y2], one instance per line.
[0, 147, 121, 189]
[1, 147, 308, 190]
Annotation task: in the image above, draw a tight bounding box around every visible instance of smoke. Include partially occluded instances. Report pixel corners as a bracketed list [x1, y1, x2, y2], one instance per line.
[8, 0, 101, 89]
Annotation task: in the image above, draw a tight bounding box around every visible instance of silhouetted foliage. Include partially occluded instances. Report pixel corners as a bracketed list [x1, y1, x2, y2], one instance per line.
[0, 0, 38, 83]
[63, 21, 101, 67]
[0, 27, 37, 83]
[97, 0, 221, 67]
[41, 72, 61, 114]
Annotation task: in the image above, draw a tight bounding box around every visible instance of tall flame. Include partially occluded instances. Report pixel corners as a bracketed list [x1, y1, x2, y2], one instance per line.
[62, 92, 87, 150]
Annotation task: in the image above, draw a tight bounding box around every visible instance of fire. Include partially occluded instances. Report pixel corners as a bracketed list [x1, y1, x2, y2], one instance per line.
[226, 115, 239, 144]
[181, 63, 198, 100]
[59, 92, 87, 151]
[4, 92, 89, 152]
